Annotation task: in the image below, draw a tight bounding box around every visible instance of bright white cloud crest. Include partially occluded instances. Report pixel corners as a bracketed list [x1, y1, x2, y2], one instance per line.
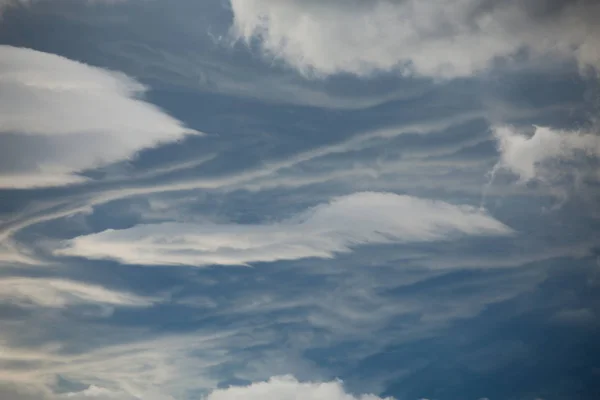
[0, 45, 198, 188]
[206, 375, 394, 400]
[493, 125, 600, 183]
[230, 0, 600, 78]
[56, 192, 512, 267]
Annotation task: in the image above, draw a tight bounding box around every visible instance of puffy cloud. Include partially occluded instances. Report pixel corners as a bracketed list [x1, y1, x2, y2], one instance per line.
[0, 277, 156, 308]
[493, 125, 600, 183]
[0, 46, 198, 188]
[17, 377, 391, 400]
[56, 192, 512, 267]
[206, 375, 394, 400]
[230, 0, 600, 78]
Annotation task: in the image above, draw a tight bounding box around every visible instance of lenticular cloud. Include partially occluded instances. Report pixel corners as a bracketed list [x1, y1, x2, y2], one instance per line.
[56, 192, 513, 267]
[0, 45, 199, 188]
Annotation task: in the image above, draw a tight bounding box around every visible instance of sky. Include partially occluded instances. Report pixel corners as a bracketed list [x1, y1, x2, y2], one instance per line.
[0, 0, 600, 399]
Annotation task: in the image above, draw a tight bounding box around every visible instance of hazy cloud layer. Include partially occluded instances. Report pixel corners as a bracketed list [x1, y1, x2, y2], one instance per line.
[0, 45, 197, 188]
[56, 192, 512, 266]
[230, 0, 600, 78]
[0, 384, 142, 400]
[0, 277, 155, 309]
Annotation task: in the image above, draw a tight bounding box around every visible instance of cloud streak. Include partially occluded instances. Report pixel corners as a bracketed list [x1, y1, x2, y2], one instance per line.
[0, 277, 156, 309]
[56, 192, 512, 267]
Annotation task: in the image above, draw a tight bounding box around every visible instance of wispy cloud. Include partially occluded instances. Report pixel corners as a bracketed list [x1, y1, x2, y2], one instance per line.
[0, 2, 597, 399]
[55, 192, 512, 267]
[0, 112, 482, 246]
[0, 277, 156, 309]
[0, 256, 547, 399]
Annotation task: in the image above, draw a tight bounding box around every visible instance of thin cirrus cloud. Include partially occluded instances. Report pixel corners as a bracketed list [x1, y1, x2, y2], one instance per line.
[230, 0, 600, 78]
[0, 277, 156, 309]
[55, 192, 513, 267]
[0, 269, 538, 400]
[0, 383, 163, 400]
[0, 45, 199, 189]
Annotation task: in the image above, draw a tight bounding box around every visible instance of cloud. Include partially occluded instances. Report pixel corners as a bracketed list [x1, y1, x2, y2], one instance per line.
[60, 386, 153, 400]
[0, 383, 157, 400]
[206, 375, 394, 400]
[230, 0, 600, 78]
[0, 259, 545, 399]
[63, 390, 130, 400]
[551, 308, 596, 325]
[0, 0, 124, 15]
[9, 376, 393, 400]
[493, 125, 600, 183]
[56, 192, 512, 266]
[0, 111, 483, 250]
[0, 329, 238, 399]
[0, 277, 156, 309]
[0, 45, 198, 188]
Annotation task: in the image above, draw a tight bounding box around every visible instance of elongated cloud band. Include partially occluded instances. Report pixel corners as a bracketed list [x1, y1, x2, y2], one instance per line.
[0, 277, 155, 309]
[56, 192, 513, 267]
[0, 45, 198, 188]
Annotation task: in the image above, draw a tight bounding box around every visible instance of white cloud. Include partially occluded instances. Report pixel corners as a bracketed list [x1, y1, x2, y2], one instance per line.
[0, 382, 163, 400]
[230, 0, 600, 78]
[61, 386, 140, 400]
[0, 262, 543, 400]
[0, 240, 39, 265]
[493, 125, 600, 183]
[0, 330, 238, 399]
[24, 376, 390, 400]
[206, 375, 394, 400]
[56, 192, 512, 267]
[0, 111, 482, 248]
[0, 277, 156, 308]
[0, 45, 198, 188]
